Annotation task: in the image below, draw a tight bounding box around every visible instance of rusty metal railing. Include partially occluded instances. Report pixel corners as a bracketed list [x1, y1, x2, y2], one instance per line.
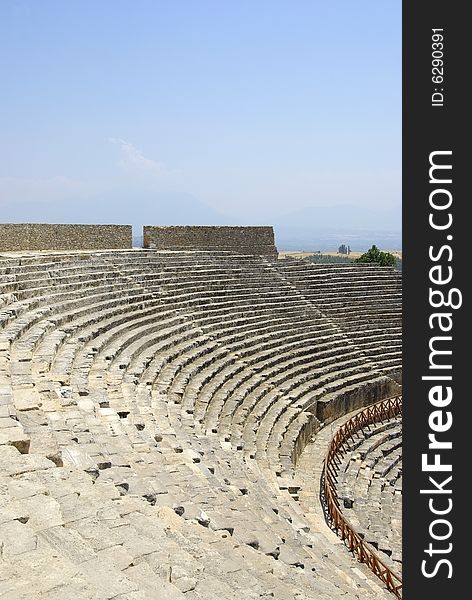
[321, 395, 403, 598]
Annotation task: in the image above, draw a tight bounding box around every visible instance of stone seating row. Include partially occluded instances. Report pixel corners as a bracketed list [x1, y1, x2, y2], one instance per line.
[276, 260, 402, 379]
[335, 418, 402, 573]
[0, 249, 401, 599]
[3, 251, 400, 486]
[2, 445, 383, 600]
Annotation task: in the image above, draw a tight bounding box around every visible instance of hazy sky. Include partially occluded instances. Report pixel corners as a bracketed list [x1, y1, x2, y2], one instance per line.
[0, 0, 401, 224]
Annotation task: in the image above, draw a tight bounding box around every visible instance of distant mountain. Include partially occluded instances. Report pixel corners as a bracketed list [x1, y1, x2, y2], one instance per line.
[270, 204, 401, 251]
[272, 204, 401, 230]
[0, 190, 234, 233]
[1, 193, 401, 252]
[273, 228, 401, 252]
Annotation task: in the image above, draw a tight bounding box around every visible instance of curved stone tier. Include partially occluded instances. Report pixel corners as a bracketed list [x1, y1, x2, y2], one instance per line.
[0, 249, 401, 599]
[336, 417, 402, 573]
[275, 261, 402, 382]
[295, 404, 402, 595]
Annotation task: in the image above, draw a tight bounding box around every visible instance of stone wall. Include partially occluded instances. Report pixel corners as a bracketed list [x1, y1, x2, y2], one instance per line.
[316, 378, 402, 424]
[143, 225, 278, 257]
[0, 224, 132, 252]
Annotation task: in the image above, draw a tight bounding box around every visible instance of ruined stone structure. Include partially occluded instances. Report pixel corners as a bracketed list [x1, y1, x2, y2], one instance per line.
[277, 260, 403, 387]
[0, 224, 132, 252]
[143, 225, 278, 257]
[336, 413, 402, 574]
[0, 229, 402, 599]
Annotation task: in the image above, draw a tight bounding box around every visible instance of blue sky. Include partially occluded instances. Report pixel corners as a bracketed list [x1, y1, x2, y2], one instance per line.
[0, 0, 401, 229]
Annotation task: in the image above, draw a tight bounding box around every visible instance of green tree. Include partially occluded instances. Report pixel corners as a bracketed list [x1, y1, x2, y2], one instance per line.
[355, 245, 396, 267]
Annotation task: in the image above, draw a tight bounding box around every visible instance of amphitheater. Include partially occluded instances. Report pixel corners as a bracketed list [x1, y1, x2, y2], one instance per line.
[0, 224, 402, 600]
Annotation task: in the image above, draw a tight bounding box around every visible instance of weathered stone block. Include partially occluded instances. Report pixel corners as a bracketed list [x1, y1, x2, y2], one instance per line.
[0, 223, 132, 251]
[143, 226, 278, 257]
